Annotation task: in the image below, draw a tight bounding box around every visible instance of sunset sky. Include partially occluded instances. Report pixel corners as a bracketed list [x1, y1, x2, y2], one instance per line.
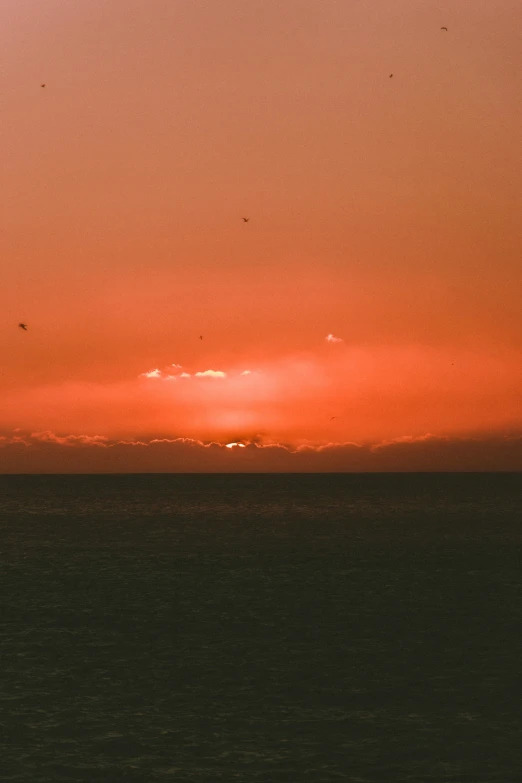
[2, 0, 521, 471]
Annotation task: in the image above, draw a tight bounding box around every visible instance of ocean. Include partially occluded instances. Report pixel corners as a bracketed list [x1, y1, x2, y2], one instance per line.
[1, 473, 521, 782]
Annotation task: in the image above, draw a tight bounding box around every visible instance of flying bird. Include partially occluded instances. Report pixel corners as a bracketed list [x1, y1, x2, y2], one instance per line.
[330, 416, 338, 421]
[242, 217, 249, 222]
[389, 73, 393, 78]
[18, 323, 28, 331]
[440, 27, 448, 31]
[199, 335, 203, 340]
[41, 84, 45, 88]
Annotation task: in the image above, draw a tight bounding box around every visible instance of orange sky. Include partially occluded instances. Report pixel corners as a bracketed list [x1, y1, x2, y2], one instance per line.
[1, 0, 521, 471]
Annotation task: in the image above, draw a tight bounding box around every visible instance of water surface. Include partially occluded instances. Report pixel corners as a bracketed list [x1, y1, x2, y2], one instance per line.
[1, 473, 521, 781]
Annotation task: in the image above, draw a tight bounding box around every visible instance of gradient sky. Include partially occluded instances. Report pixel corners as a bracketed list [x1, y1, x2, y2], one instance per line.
[2, 0, 522, 470]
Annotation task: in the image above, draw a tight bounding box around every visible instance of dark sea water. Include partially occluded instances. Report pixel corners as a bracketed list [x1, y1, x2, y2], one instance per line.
[1, 473, 521, 782]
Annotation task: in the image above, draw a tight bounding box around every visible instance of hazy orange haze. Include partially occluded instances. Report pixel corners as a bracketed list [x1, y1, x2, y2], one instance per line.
[1, 0, 521, 470]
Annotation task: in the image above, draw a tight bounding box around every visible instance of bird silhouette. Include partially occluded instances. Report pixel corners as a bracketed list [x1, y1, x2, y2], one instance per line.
[441, 27, 448, 31]
[41, 84, 45, 88]
[18, 323, 28, 331]
[330, 416, 338, 421]
[242, 217, 249, 222]
[389, 73, 393, 78]
[199, 335, 203, 340]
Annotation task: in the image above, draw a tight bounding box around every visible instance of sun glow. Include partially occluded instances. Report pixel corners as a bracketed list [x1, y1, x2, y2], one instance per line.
[226, 442, 246, 449]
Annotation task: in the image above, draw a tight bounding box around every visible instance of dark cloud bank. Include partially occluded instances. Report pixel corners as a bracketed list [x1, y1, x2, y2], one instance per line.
[1, 431, 522, 472]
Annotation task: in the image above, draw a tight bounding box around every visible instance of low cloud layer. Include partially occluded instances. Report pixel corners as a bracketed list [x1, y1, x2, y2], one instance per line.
[1, 430, 521, 473]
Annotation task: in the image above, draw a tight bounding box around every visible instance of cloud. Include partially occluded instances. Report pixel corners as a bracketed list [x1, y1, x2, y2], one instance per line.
[139, 365, 227, 380]
[1, 430, 522, 473]
[194, 370, 227, 378]
[370, 433, 439, 451]
[30, 430, 109, 447]
[140, 365, 183, 380]
[325, 334, 344, 344]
